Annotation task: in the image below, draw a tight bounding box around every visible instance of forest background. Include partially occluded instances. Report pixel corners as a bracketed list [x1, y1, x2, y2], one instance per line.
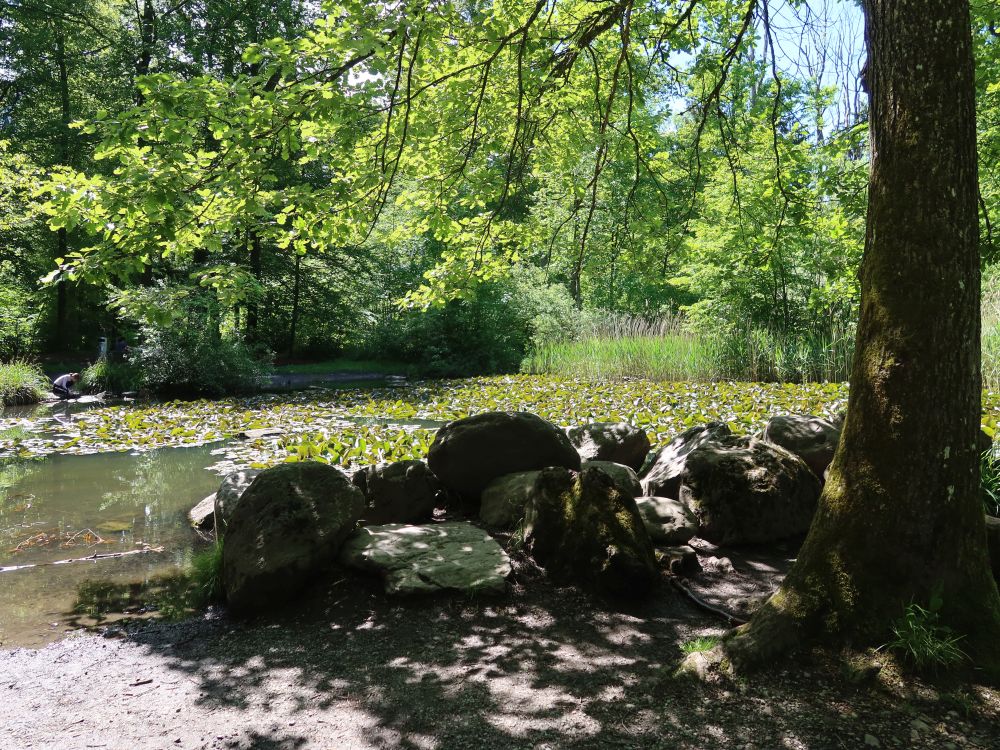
[1, 0, 998, 393]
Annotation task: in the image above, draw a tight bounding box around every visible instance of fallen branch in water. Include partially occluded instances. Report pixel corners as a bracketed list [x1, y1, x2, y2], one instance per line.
[0, 545, 165, 573]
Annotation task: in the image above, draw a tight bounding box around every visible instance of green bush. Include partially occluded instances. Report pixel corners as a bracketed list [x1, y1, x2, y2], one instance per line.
[374, 268, 581, 377]
[133, 324, 268, 398]
[80, 358, 141, 395]
[0, 360, 48, 405]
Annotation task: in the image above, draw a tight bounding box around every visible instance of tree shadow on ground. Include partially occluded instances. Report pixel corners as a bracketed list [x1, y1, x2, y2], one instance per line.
[110, 558, 1000, 750]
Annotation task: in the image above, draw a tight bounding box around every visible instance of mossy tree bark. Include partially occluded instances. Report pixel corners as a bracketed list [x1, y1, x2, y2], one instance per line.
[727, 0, 1000, 671]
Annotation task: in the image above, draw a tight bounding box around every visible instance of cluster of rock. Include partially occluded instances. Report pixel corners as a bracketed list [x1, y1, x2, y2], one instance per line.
[188, 407, 998, 615]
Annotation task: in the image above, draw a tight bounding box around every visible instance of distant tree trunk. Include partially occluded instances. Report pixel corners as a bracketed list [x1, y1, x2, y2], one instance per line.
[288, 253, 301, 358]
[246, 231, 262, 339]
[135, 0, 156, 104]
[53, 26, 71, 349]
[728, 0, 1000, 671]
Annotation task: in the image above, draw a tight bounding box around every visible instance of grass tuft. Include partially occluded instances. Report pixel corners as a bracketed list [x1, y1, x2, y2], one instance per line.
[885, 597, 967, 673]
[680, 635, 721, 654]
[0, 361, 48, 406]
[188, 540, 225, 608]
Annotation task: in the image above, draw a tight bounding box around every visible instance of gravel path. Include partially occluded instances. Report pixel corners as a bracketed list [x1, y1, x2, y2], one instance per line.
[2, 567, 998, 750]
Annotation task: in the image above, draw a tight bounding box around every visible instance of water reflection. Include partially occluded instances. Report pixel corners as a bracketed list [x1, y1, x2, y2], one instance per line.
[0, 445, 220, 647]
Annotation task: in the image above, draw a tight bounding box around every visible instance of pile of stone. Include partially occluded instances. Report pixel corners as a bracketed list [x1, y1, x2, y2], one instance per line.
[189, 408, 998, 616]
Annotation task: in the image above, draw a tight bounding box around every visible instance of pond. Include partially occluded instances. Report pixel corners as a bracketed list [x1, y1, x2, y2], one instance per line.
[0, 445, 220, 647]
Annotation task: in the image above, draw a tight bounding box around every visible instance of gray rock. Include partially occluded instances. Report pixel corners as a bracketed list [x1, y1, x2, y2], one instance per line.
[222, 462, 364, 614]
[351, 460, 439, 525]
[986, 515, 1000, 580]
[659, 545, 700, 575]
[479, 470, 540, 529]
[524, 466, 657, 597]
[641, 422, 732, 499]
[567, 422, 651, 471]
[427, 411, 581, 505]
[213, 469, 261, 535]
[634, 496, 697, 545]
[679, 436, 821, 545]
[582, 460, 643, 497]
[761, 414, 841, 480]
[189, 493, 217, 530]
[339, 522, 511, 595]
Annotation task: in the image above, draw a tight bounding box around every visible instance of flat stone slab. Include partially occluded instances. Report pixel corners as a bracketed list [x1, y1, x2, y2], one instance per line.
[339, 522, 511, 595]
[237, 427, 286, 440]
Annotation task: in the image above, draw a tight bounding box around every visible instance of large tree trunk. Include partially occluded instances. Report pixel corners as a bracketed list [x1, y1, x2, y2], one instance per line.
[727, 0, 1000, 671]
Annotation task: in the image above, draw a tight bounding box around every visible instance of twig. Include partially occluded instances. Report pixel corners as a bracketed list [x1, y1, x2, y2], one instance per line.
[0, 546, 165, 573]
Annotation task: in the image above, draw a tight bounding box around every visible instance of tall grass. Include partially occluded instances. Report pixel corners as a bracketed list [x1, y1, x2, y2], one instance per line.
[523, 312, 854, 383]
[524, 313, 721, 381]
[0, 361, 48, 406]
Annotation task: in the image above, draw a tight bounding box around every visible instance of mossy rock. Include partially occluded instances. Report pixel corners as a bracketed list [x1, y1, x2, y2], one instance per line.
[222, 461, 364, 614]
[524, 466, 657, 597]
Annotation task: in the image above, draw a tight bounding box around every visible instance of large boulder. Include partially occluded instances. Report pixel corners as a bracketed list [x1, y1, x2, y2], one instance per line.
[634, 496, 698, 545]
[641, 422, 732, 498]
[679, 436, 821, 545]
[480, 470, 540, 529]
[567, 422, 650, 471]
[987, 515, 1000, 581]
[582, 460, 643, 497]
[339, 522, 511, 594]
[524, 467, 658, 597]
[351, 460, 440, 524]
[427, 411, 581, 505]
[761, 414, 841, 480]
[213, 469, 261, 535]
[222, 462, 364, 613]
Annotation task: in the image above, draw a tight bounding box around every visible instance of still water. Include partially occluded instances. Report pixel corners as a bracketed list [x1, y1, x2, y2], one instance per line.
[0, 445, 220, 647]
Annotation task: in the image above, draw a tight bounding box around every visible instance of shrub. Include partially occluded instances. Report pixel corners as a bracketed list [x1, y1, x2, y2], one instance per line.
[886, 595, 967, 673]
[0, 360, 48, 405]
[375, 268, 581, 377]
[80, 358, 141, 395]
[133, 324, 268, 398]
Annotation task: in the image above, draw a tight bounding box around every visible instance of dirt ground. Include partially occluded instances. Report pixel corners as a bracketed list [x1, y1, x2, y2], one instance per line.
[2, 555, 999, 750]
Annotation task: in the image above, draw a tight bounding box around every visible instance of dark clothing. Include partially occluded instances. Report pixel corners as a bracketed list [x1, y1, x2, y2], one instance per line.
[52, 384, 72, 399]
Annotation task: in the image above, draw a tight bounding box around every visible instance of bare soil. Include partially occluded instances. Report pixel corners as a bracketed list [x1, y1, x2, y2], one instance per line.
[2, 554, 998, 750]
